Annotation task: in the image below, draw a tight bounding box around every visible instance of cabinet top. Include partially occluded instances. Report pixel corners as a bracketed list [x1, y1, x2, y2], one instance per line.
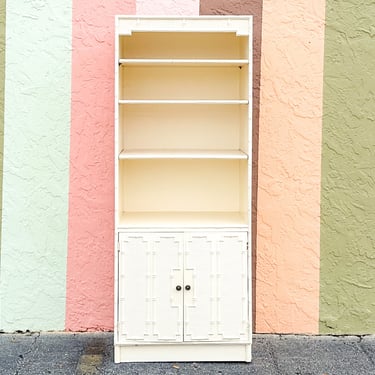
[116, 16, 253, 36]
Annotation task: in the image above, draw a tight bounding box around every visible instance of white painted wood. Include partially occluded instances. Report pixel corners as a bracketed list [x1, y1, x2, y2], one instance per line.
[119, 149, 248, 160]
[184, 234, 215, 341]
[115, 16, 253, 362]
[119, 59, 249, 66]
[184, 233, 249, 342]
[116, 16, 252, 37]
[151, 234, 184, 341]
[118, 234, 150, 341]
[118, 212, 248, 229]
[118, 233, 184, 343]
[119, 31, 249, 60]
[216, 233, 249, 341]
[114, 343, 251, 363]
[119, 99, 248, 104]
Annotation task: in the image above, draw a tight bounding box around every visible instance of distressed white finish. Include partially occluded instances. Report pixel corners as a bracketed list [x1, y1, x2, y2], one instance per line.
[115, 16, 252, 362]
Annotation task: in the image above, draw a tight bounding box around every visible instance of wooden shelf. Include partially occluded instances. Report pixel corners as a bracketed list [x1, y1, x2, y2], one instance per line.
[118, 211, 248, 228]
[119, 99, 248, 105]
[119, 59, 249, 67]
[119, 149, 248, 160]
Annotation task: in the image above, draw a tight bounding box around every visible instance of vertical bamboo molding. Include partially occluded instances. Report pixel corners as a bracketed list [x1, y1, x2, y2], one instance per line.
[0, 0, 72, 331]
[66, 0, 136, 331]
[256, 0, 325, 333]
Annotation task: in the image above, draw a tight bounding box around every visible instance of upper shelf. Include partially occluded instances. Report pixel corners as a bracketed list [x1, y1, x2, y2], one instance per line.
[119, 59, 249, 67]
[119, 149, 248, 160]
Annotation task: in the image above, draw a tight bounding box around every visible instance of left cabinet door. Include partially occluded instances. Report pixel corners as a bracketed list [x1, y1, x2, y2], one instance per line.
[118, 233, 184, 343]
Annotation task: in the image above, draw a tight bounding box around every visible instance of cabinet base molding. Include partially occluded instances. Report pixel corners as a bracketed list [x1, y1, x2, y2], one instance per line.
[114, 343, 251, 363]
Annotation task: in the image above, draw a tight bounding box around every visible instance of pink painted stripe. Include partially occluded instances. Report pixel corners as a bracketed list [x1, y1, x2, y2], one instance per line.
[137, 0, 199, 15]
[66, 0, 136, 331]
[255, 1, 325, 333]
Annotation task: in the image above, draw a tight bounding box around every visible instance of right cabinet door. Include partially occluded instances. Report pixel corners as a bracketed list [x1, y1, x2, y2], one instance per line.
[184, 232, 249, 342]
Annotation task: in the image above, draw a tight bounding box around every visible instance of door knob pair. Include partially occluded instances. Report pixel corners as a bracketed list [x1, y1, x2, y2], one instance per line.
[176, 285, 191, 291]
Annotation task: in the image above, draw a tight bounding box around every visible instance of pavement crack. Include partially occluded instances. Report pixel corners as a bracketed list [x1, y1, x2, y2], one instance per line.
[13, 332, 40, 375]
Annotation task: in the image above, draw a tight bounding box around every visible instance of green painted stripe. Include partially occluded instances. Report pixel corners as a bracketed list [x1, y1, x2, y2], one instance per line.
[0, 1, 72, 331]
[320, 1, 375, 334]
[0, 0, 5, 256]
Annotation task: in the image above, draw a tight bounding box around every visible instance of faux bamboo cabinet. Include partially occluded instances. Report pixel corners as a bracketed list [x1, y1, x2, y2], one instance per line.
[114, 16, 253, 363]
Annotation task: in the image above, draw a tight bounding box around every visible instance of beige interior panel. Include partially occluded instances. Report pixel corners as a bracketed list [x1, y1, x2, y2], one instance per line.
[120, 33, 248, 60]
[119, 66, 243, 100]
[120, 159, 243, 212]
[120, 104, 241, 151]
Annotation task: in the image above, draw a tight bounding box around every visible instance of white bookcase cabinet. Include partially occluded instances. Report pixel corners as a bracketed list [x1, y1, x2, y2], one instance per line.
[114, 16, 253, 363]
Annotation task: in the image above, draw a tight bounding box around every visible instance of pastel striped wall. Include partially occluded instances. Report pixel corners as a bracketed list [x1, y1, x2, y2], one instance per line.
[0, 0, 374, 335]
[0, 0, 5, 255]
[0, 0, 72, 330]
[66, 0, 136, 331]
[320, 0, 375, 334]
[255, 0, 325, 334]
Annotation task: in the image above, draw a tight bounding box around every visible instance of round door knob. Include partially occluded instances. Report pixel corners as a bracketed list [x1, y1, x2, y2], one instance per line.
[185, 285, 191, 291]
[176, 285, 182, 291]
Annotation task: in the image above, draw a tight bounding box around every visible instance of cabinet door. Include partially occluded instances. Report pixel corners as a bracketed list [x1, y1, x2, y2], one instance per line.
[184, 232, 249, 342]
[118, 233, 184, 342]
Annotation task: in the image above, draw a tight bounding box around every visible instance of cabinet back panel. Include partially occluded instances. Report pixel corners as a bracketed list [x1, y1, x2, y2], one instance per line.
[120, 33, 247, 60]
[120, 159, 244, 212]
[120, 66, 243, 100]
[120, 104, 240, 150]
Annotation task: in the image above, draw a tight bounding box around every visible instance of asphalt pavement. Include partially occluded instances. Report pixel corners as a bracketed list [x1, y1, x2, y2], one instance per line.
[0, 332, 374, 375]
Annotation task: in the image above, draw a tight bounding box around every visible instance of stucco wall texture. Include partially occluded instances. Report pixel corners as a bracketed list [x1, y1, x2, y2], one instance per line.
[320, 0, 375, 334]
[66, 0, 136, 331]
[255, 0, 325, 334]
[0, 0, 5, 252]
[0, 0, 374, 335]
[0, 0, 72, 331]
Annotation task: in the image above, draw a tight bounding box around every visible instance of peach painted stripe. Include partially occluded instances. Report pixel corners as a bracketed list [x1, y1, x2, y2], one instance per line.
[255, 1, 325, 333]
[137, 0, 199, 15]
[66, 0, 136, 331]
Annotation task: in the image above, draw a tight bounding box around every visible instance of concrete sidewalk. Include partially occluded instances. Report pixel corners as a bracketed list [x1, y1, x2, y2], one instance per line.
[0, 332, 374, 375]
